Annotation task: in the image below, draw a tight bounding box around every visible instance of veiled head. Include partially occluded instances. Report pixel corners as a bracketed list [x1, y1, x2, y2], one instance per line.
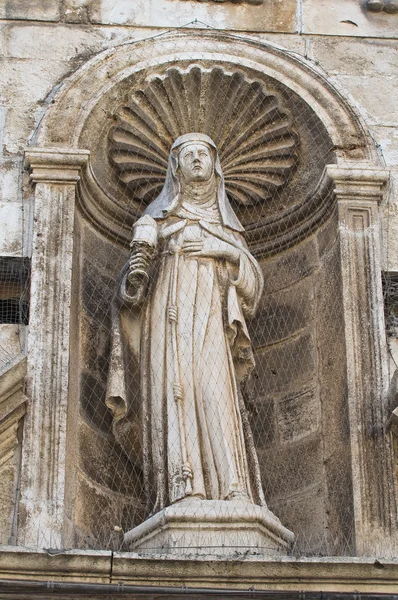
[177, 142, 214, 183]
[144, 133, 245, 233]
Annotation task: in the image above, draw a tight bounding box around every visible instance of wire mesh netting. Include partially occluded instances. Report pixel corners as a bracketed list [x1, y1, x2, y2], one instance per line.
[0, 257, 29, 370]
[5, 26, 394, 559]
[68, 28, 358, 558]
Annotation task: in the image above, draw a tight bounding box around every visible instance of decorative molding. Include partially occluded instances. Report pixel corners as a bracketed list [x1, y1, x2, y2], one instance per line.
[18, 149, 89, 549]
[0, 356, 27, 545]
[2, 548, 398, 592]
[109, 65, 298, 207]
[25, 148, 90, 183]
[326, 166, 390, 200]
[327, 164, 398, 555]
[366, 0, 398, 13]
[35, 31, 371, 157]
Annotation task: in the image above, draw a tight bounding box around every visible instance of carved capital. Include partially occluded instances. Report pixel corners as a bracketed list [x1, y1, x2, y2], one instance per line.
[25, 148, 90, 184]
[326, 164, 389, 203]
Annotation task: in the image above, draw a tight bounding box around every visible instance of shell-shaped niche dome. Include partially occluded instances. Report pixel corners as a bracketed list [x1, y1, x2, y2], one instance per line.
[109, 65, 299, 206]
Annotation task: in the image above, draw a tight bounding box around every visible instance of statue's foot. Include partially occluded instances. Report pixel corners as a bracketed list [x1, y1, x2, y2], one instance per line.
[226, 490, 251, 502]
[178, 493, 205, 504]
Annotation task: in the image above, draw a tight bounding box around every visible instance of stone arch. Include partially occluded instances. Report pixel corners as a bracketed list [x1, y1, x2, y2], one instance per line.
[34, 31, 374, 158]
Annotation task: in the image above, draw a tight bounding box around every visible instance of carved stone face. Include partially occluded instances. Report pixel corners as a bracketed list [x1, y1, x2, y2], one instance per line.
[177, 142, 214, 183]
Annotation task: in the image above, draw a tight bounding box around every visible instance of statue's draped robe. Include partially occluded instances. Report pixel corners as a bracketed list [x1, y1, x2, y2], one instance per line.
[106, 133, 266, 516]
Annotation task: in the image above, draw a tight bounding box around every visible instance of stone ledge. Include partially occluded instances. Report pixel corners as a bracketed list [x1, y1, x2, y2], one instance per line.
[0, 547, 112, 583]
[1, 547, 398, 592]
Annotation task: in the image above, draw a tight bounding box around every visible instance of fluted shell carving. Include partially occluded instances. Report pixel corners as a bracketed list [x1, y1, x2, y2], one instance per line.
[109, 65, 299, 206]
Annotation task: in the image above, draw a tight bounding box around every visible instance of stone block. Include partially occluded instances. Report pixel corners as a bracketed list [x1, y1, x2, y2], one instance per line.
[277, 388, 320, 443]
[74, 470, 145, 548]
[308, 38, 398, 77]
[0, 462, 16, 545]
[275, 484, 327, 555]
[62, 0, 93, 23]
[257, 434, 324, 502]
[316, 227, 355, 555]
[0, 0, 60, 21]
[81, 258, 114, 323]
[260, 239, 318, 295]
[329, 74, 398, 127]
[3, 24, 97, 61]
[250, 276, 314, 348]
[249, 394, 276, 450]
[317, 211, 339, 258]
[0, 22, 152, 63]
[0, 202, 23, 256]
[63, 0, 297, 32]
[80, 313, 110, 378]
[371, 125, 398, 166]
[110, 552, 398, 590]
[253, 33, 306, 55]
[124, 498, 294, 557]
[78, 419, 143, 497]
[0, 58, 71, 153]
[80, 371, 113, 434]
[0, 356, 27, 546]
[302, 0, 398, 38]
[0, 106, 6, 150]
[381, 171, 398, 271]
[0, 158, 22, 204]
[252, 331, 317, 396]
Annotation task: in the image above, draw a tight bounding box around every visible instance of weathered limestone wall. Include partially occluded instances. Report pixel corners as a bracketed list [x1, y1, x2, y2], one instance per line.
[0, 0, 397, 555]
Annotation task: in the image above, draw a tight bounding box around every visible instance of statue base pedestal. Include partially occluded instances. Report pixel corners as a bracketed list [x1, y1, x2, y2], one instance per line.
[123, 498, 294, 558]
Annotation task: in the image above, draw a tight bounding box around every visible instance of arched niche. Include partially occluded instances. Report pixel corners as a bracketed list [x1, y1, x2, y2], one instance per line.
[20, 30, 396, 556]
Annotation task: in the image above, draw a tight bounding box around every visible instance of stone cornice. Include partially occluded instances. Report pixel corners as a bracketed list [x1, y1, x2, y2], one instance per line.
[1, 548, 398, 592]
[326, 164, 390, 203]
[25, 148, 90, 184]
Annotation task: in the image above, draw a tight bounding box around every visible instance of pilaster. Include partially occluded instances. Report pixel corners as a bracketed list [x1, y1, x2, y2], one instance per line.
[19, 148, 89, 549]
[327, 164, 397, 555]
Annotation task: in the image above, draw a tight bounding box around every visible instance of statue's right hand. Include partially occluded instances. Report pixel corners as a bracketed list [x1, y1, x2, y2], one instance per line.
[121, 272, 146, 306]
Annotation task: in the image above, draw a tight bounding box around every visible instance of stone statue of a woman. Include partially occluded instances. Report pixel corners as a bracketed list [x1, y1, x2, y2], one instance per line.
[106, 133, 293, 552]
